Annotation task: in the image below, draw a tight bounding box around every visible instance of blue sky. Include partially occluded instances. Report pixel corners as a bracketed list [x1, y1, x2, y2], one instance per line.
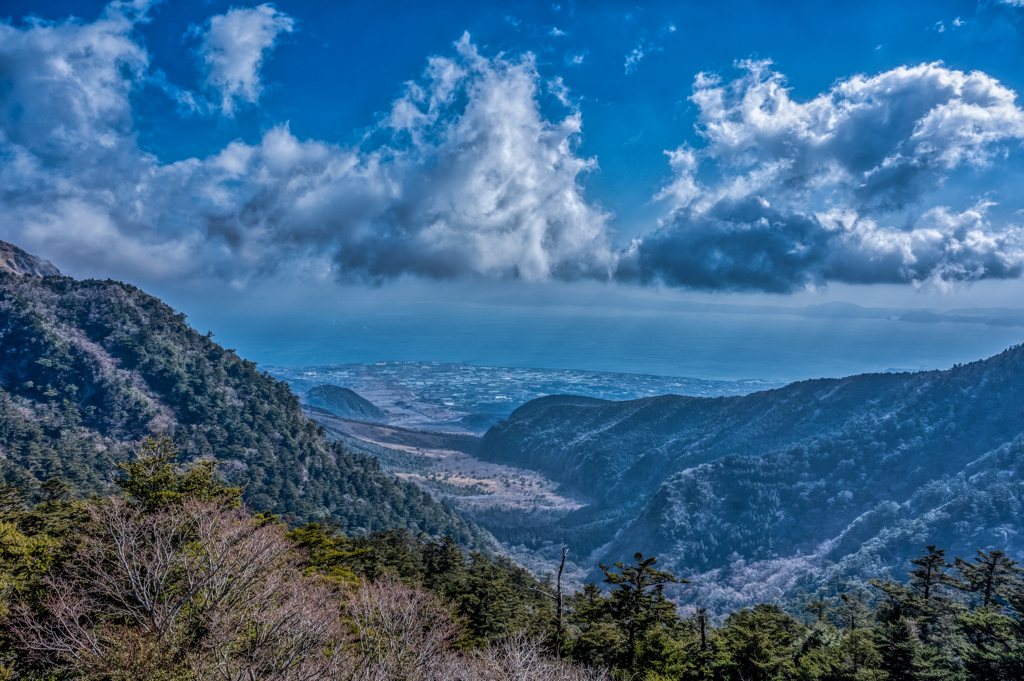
[4, 0, 1024, 380]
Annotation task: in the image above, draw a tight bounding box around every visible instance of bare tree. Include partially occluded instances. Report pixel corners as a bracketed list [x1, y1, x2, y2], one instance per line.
[465, 632, 612, 681]
[529, 542, 569, 657]
[13, 496, 611, 681]
[14, 498, 350, 679]
[346, 574, 463, 681]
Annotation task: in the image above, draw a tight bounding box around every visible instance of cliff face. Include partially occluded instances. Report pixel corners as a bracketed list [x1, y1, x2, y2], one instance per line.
[0, 241, 60, 277]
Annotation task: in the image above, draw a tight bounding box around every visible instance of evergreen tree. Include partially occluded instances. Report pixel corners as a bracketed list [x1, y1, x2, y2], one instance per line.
[566, 582, 621, 669]
[115, 433, 242, 511]
[805, 599, 829, 623]
[718, 604, 803, 681]
[600, 552, 686, 669]
[875, 617, 927, 681]
[954, 550, 1022, 608]
[908, 545, 955, 638]
[836, 591, 873, 630]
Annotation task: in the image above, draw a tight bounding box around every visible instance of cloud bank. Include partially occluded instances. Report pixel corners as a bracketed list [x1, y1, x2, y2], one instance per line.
[627, 60, 1024, 291]
[2, 2, 1024, 294]
[0, 5, 613, 285]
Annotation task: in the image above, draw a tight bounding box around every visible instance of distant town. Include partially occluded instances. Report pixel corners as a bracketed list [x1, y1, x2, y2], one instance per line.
[267, 361, 787, 431]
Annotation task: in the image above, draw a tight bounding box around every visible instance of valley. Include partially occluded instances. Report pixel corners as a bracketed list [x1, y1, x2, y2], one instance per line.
[307, 408, 585, 515]
[293, 346, 1024, 615]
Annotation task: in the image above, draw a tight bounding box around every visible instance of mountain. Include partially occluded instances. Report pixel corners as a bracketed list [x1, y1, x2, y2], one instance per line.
[478, 346, 1024, 611]
[0, 255, 486, 547]
[0, 241, 60, 277]
[304, 384, 386, 421]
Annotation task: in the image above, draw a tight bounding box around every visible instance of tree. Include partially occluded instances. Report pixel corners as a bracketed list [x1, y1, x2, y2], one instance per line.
[875, 617, 927, 681]
[718, 604, 804, 681]
[836, 592, 873, 630]
[955, 550, 1022, 608]
[12, 497, 348, 680]
[599, 552, 687, 670]
[907, 545, 955, 641]
[805, 599, 829, 624]
[566, 583, 620, 669]
[530, 542, 569, 657]
[956, 606, 1024, 680]
[115, 433, 242, 512]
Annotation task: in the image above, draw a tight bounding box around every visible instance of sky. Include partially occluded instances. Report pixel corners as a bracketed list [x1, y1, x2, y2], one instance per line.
[4, 0, 1024, 381]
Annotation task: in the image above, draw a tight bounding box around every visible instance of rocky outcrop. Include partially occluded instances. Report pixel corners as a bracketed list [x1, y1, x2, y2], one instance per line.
[0, 241, 61, 276]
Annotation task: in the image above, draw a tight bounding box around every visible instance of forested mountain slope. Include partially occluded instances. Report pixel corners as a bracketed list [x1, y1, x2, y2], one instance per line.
[0, 270, 486, 545]
[304, 384, 386, 421]
[479, 346, 1024, 609]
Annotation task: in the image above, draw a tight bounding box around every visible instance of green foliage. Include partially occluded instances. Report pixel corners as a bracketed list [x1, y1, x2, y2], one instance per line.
[0, 273, 488, 546]
[954, 549, 1022, 608]
[287, 523, 551, 646]
[717, 604, 804, 681]
[284, 522, 366, 585]
[600, 552, 687, 669]
[115, 434, 242, 511]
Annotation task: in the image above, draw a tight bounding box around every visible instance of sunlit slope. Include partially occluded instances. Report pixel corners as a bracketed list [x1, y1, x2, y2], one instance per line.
[478, 346, 1024, 600]
[0, 271, 485, 545]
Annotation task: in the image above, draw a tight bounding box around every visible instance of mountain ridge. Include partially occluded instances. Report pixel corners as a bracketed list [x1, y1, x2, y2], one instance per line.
[477, 343, 1024, 609]
[0, 265, 487, 547]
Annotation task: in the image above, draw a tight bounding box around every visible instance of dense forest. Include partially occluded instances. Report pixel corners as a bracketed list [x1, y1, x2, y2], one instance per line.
[0, 271, 486, 546]
[2, 436, 1023, 679]
[478, 347, 1024, 611]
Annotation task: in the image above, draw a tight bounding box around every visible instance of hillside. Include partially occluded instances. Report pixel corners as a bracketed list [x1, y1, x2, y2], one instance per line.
[304, 384, 387, 421]
[478, 346, 1024, 609]
[0, 268, 487, 546]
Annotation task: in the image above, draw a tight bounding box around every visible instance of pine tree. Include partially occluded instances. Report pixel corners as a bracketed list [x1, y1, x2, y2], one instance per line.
[876, 617, 927, 681]
[907, 545, 955, 642]
[600, 552, 687, 669]
[954, 549, 1023, 607]
[805, 599, 829, 623]
[115, 434, 242, 511]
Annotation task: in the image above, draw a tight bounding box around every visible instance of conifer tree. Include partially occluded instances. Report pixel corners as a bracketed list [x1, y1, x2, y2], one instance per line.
[600, 552, 687, 669]
[115, 433, 241, 511]
[805, 599, 829, 623]
[907, 545, 955, 642]
[954, 549, 1022, 607]
[875, 617, 927, 681]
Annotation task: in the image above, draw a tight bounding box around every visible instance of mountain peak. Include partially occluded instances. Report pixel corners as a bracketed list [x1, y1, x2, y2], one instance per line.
[0, 241, 60, 277]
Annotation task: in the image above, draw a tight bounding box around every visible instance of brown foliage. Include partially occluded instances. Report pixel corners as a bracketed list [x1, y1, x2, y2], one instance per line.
[11, 496, 609, 680]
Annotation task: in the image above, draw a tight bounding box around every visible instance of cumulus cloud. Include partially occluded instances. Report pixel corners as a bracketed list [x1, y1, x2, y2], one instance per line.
[625, 60, 1024, 291]
[0, 8, 613, 285]
[193, 3, 294, 116]
[4, 1, 1024, 296]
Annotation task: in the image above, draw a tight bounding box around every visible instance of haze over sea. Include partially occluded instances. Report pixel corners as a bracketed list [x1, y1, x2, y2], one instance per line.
[176, 282, 1024, 383]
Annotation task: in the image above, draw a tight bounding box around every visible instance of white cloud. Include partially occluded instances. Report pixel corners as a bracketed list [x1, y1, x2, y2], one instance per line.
[193, 3, 294, 117]
[631, 61, 1024, 291]
[624, 44, 644, 74]
[565, 51, 586, 66]
[0, 12, 614, 286]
